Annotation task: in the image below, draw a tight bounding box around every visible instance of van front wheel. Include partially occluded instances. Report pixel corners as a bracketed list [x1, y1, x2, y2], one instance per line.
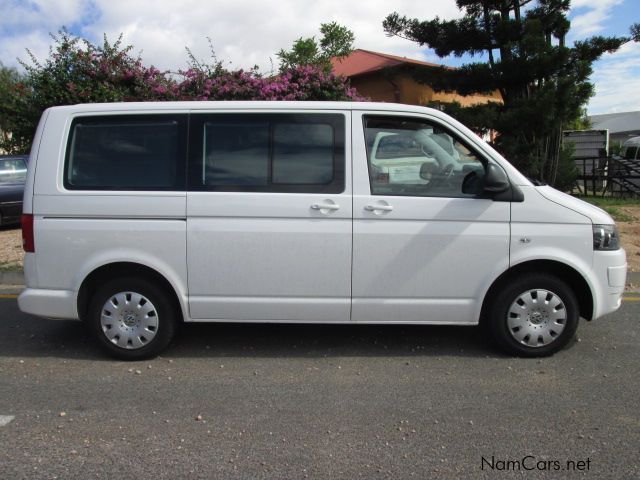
[88, 278, 177, 360]
[488, 274, 579, 357]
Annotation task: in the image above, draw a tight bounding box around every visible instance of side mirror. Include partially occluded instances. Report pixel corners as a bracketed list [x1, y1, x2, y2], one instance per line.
[484, 163, 510, 193]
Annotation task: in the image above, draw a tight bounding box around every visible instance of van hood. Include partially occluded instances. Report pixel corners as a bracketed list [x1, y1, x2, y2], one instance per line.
[536, 186, 614, 225]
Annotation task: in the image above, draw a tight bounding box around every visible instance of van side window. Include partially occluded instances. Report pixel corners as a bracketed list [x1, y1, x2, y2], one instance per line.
[363, 116, 486, 198]
[64, 115, 187, 190]
[273, 123, 334, 184]
[190, 113, 344, 193]
[204, 122, 270, 185]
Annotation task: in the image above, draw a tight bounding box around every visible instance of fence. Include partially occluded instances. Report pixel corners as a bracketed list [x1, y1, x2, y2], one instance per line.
[575, 156, 640, 197]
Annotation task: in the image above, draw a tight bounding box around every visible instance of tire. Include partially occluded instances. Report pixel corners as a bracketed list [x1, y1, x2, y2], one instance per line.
[488, 273, 579, 357]
[88, 277, 178, 360]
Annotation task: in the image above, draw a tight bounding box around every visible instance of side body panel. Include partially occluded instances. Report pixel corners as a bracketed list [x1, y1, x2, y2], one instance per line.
[23, 108, 188, 319]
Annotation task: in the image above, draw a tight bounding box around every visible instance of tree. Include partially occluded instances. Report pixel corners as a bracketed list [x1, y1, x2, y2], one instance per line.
[383, 0, 639, 188]
[277, 22, 354, 72]
[0, 63, 25, 153]
[565, 108, 591, 131]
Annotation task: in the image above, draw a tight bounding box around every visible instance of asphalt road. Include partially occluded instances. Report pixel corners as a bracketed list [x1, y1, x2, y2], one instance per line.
[0, 295, 638, 479]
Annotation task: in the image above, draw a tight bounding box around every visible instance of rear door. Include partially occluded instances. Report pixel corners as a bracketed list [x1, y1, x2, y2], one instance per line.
[186, 109, 352, 322]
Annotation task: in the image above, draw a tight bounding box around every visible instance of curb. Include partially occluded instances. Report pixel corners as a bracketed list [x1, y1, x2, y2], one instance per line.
[0, 271, 24, 285]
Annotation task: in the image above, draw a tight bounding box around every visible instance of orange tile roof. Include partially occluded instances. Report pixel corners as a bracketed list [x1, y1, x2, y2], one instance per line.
[331, 49, 446, 77]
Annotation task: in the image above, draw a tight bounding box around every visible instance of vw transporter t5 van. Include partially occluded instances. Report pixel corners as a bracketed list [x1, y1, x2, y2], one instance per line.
[18, 102, 627, 359]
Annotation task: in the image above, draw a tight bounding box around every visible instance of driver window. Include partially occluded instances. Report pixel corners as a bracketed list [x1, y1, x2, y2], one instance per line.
[364, 115, 485, 198]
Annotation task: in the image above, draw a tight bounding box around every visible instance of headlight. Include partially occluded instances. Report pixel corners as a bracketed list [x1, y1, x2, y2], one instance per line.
[593, 224, 620, 251]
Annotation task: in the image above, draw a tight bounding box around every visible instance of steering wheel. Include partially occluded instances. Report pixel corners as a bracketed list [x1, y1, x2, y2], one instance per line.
[428, 163, 455, 190]
[440, 163, 455, 178]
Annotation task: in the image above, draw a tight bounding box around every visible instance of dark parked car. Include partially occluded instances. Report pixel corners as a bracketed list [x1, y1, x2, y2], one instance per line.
[0, 155, 28, 226]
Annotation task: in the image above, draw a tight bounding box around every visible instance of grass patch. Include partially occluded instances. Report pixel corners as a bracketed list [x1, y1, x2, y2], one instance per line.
[601, 207, 635, 222]
[575, 196, 640, 207]
[575, 196, 638, 222]
[0, 262, 22, 272]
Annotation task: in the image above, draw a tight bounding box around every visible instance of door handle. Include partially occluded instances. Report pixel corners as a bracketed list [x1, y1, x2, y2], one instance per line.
[365, 204, 394, 212]
[311, 203, 340, 211]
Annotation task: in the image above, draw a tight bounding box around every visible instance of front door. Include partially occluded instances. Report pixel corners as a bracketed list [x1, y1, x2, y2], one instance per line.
[186, 110, 352, 322]
[351, 112, 510, 324]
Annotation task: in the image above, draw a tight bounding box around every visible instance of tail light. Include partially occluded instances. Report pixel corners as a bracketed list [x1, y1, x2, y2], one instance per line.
[21, 214, 34, 252]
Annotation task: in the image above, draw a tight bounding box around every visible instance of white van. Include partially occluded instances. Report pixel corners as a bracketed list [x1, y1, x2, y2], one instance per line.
[18, 102, 627, 359]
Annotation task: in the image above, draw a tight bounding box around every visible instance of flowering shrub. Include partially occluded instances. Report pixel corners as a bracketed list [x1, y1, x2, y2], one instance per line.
[2, 30, 175, 152]
[173, 64, 364, 101]
[1, 30, 364, 153]
[26, 32, 173, 102]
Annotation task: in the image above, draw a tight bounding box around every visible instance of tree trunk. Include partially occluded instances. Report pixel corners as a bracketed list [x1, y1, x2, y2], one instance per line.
[483, 5, 495, 67]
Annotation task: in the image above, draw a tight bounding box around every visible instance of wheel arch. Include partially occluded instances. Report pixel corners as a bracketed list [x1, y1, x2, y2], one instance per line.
[77, 262, 185, 323]
[480, 260, 594, 324]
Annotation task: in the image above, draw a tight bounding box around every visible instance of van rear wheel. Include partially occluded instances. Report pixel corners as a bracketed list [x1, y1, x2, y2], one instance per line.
[488, 274, 579, 357]
[88, 277, 177, 360]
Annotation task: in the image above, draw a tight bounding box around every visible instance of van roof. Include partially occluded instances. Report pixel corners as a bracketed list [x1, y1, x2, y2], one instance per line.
[45, 101, 443, 116]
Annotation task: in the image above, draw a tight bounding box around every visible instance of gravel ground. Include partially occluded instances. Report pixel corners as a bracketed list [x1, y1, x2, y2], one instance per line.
[616, 206, 640, 272]
[0, 227, 23, 266]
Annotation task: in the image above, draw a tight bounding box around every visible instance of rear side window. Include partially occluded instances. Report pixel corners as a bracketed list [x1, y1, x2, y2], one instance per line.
[64, 115, 187, 190]
[189, 113, 345, 193]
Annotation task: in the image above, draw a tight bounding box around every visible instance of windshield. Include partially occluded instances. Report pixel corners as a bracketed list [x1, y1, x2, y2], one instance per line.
[0, 157, 27, 185]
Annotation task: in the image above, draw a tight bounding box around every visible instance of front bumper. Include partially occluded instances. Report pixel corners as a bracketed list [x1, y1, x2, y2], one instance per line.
[591, 248, 627, 320]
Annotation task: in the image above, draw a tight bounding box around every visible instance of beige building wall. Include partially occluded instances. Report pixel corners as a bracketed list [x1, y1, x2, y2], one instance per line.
[349, 75, 399, 103]
[350, 72, 502, 107]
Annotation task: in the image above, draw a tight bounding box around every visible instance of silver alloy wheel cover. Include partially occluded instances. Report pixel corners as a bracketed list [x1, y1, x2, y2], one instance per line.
[100, 291, 159, 349]
[507, 288, 567, 347]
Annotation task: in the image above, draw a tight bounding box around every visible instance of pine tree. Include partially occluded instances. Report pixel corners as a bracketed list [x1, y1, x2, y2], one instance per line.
[383, 0, 639, 188]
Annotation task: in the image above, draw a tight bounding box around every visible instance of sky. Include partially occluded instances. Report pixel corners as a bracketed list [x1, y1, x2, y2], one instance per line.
[0, 0, 638, 115]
